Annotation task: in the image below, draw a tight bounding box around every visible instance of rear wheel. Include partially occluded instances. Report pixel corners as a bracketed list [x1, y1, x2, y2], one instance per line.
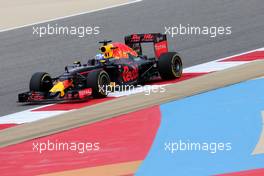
[29, 72, 53, 92]
[158, 52, 182, 80]
[87, 70, 110, 98]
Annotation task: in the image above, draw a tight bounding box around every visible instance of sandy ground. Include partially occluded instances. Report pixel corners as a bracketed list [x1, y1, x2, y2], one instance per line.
[253, 112, 264, 155]
[40, 160, 141, 176]
[0, 0, 131, 30]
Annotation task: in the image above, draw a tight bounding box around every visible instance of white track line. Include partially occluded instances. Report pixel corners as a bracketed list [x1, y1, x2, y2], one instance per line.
[0, 110, 67, 124]
[184, 47, 264, 73]
[183, 61, 249, 73]
[0, 0, 142, 33]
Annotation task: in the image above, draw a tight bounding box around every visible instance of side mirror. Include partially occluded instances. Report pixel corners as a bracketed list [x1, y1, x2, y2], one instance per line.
[73, 61, 81, 65]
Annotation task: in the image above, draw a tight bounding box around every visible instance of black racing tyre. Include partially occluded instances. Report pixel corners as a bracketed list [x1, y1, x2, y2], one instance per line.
[87, 70, 111, 98]
[29, 72, 53, 92]
[158, 52, 183, 80]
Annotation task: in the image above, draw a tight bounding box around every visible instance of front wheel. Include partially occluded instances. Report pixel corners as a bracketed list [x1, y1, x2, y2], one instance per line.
[158, 52, 183, 80]
[86, 70, 111, 98]
[29, 72, 53, 92]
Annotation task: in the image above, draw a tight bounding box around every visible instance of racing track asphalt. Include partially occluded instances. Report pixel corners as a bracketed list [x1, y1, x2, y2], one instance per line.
[0, 0, 264, 116]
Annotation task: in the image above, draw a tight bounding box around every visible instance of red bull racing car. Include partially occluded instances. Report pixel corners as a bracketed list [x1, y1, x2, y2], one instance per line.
[18, 33, 183, 103]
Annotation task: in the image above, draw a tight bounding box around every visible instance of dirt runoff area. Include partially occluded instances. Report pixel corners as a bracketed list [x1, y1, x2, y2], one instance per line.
[0, 0, 136, 30]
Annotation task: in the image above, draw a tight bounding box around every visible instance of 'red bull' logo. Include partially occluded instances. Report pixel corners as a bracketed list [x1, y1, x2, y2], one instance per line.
[131, 34, 141, 42]
[142, 34, 154, 41]
[122, 65, 139, 82]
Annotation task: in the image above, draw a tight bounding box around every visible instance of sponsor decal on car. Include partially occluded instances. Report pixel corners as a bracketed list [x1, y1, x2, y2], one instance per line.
[78, 88, 92, 99]
[122, 65, 139, 82]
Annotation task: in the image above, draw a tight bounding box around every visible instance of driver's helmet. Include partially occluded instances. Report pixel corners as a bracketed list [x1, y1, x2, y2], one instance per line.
[95, 54, 104, 60]
[73, 61, 82, 67]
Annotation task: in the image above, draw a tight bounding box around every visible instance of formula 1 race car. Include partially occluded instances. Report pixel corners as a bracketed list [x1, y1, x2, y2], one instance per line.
[18, 33, 183, 103]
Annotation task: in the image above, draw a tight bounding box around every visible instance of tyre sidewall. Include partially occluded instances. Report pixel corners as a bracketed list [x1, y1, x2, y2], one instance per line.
[158, 52, 183, 80]
[87, 70, 110, 98]
[30, 72, 52, 92]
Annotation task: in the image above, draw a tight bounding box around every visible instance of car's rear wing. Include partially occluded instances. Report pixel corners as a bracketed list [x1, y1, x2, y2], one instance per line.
[124, 33, 168, 58]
